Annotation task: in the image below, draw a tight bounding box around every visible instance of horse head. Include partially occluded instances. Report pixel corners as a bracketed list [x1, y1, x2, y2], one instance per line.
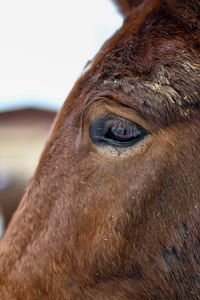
[0, 0, 200, 298]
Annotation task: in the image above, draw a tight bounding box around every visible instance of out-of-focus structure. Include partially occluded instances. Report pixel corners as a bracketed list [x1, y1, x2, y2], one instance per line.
[0, 108, 56, 237]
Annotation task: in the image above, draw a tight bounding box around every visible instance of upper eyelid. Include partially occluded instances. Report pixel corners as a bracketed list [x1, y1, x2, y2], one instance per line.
[102, 115, 139, 129]
[83, 100, 155, 132]
[94, 114, 151, 134]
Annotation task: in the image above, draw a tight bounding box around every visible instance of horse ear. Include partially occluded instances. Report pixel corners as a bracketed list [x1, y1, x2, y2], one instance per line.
[112, 0, 144, 16]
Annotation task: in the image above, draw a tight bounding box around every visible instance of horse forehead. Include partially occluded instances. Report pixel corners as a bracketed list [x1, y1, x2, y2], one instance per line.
[59, 1, 200, 130]
[80, 1, 159, 78]
[78, 13, 200, 123]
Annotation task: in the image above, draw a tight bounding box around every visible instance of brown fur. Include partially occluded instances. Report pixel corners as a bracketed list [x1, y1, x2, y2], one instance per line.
[0, 0, 200, 299]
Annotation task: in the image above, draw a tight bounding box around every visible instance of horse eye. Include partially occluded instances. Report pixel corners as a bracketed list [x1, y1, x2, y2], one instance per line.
[90, 116, 148, 147]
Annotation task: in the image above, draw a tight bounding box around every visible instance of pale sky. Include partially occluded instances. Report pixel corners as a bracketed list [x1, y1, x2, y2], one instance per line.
[0, 0, 122, 111]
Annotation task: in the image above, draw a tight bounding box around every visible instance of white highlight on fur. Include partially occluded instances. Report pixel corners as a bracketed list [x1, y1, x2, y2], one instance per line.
[80, 60, 94, 78]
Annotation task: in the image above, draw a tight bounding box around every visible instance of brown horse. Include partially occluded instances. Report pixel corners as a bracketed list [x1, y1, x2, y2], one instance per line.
[0, 0, 200, 299]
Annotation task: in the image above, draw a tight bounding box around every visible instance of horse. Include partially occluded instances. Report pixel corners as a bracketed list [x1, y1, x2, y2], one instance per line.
[0, 0, 200, 298]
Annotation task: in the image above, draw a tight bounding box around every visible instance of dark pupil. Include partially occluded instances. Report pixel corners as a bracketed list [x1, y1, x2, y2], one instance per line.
[105, 119, 142, 142]
[89, 116, 148, 147]
[107, 122, 141, 142]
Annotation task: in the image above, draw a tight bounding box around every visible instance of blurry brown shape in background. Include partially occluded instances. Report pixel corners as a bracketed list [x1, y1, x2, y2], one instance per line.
[0, 108, 56, 236]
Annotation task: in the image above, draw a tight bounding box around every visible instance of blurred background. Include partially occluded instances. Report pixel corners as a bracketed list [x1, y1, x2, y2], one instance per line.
[0, 0, 122, 237]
